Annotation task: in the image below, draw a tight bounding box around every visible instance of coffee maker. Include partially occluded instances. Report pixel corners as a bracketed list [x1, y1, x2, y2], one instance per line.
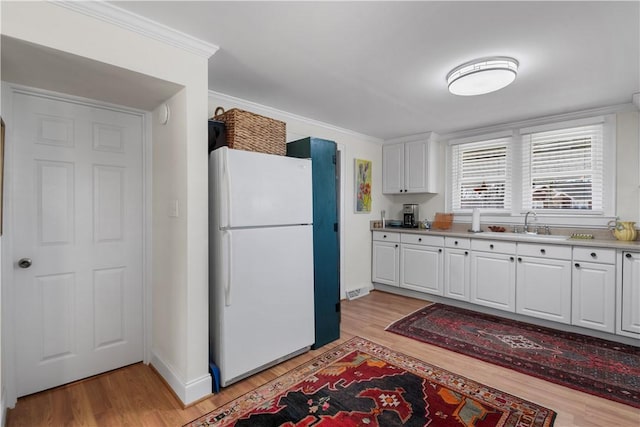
[403, 204, 419, 228]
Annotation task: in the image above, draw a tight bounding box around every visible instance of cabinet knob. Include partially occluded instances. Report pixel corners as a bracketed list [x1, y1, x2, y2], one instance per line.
[489, 244, 494, 249]
[465, 251, 469, 256]
[590, 252, 597, 258]
[383, 235, 387, 238]
[517, 257, 522, 262]
[540, 249, 546, 254]
[575, 263, 580, 268]
[454, 241, 458, 245]
[395, 244, 398, 248]
[510, 256, 514, 262]
[418, 238, 422, 242]
[626, 253, 632, 259]
[438, 248, 442, 253]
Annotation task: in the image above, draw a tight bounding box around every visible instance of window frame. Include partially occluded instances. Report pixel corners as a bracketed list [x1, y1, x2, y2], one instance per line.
[449, 133, 513, 214]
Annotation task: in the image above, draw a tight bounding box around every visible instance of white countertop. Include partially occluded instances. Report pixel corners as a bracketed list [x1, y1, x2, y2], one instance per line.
[371, 225, 640, 251]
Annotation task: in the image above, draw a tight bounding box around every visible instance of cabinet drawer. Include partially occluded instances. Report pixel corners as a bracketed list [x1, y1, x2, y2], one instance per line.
[445, 237, 471, 249]
[471, 239, 516, 254]
[401, 233, 444, 246]
[372, 231, 400, 243]
[573, 247, 616, 264]
[517, 242, 571, 260]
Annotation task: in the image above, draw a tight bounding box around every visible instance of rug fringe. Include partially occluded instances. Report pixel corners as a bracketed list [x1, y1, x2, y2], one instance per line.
[384, 302, 436, 331]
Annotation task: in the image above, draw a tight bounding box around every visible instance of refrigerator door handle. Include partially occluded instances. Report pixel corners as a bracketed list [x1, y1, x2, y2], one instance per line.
[221, 149, 232, 229]
[223, 230, 232, 306]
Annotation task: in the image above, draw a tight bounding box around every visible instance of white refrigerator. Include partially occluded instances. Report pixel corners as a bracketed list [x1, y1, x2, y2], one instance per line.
[209, 147, 315, 387]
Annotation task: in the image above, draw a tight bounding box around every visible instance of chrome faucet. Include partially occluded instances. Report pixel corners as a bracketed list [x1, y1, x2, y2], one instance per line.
[524, 211, 537, 233]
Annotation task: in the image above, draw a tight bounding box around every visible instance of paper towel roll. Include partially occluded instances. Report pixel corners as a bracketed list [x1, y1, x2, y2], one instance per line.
[471, 208, 480, 232]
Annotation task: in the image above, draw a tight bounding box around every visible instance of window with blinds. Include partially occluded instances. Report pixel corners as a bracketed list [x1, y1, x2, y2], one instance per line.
[522, 124, 603, 212]
[451, 137, 512, 211]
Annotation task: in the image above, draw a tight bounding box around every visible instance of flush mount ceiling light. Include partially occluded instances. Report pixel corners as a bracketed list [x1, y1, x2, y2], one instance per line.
[447, 57, 519, 96]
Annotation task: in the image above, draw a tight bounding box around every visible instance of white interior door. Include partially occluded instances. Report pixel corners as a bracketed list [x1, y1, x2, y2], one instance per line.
[11, 91, 144, 397]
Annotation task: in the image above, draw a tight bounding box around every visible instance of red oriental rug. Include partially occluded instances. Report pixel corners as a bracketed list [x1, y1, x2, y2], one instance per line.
[185, 337, 555, 427]
[386, 304, 640, 408]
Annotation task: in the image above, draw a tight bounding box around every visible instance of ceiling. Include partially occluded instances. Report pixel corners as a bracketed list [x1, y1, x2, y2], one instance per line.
[17, 1, 640, 140]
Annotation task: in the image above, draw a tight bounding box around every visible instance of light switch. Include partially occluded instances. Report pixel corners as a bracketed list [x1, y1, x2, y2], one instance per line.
[168, 199, 179, 218]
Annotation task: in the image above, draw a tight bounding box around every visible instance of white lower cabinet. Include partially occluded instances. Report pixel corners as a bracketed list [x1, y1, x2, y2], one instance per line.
[400, 234, 444, 295]
[516, 243, 572, 324]
[444, 237, 470, 301]
[572, 248, 616, 333]
[372, 232, 400, 287]
[470, 240, 517, 312]
[619, 251, 640, 337]
[372, 230, 638, 341]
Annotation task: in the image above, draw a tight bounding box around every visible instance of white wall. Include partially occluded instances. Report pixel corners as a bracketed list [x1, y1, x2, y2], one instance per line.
[208, 93, 386, 293]
[0, 21, 4, 422]
[1, 1, 211, 406]
[616, 110, 640, 223]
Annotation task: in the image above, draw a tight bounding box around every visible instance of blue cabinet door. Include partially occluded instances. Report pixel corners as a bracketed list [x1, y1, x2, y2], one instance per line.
[287, 137, 340, 348]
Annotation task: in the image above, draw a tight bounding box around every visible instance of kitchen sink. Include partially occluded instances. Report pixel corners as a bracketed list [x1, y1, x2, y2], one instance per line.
[485, 232, 569, 242]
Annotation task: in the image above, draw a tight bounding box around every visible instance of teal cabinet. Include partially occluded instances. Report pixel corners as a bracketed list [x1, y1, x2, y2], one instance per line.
[287, 137, 340, 348]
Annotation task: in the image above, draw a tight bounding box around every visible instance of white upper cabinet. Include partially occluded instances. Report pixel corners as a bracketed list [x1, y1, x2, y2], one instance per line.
[382, 143, 404, 193]
[382, 134, 439, 194]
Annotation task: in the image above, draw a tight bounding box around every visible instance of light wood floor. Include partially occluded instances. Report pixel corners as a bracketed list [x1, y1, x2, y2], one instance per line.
[6, 290, 640, 426]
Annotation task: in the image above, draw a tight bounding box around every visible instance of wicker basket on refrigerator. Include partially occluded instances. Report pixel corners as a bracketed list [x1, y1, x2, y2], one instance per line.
[212, 107, 286, 156]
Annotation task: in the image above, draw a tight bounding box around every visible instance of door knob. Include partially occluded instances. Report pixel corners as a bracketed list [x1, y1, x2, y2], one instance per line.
[18, 258, 32, 269]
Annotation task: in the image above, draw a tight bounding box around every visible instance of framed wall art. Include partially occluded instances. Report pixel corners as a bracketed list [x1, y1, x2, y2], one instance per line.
[355, 158, 371, 213]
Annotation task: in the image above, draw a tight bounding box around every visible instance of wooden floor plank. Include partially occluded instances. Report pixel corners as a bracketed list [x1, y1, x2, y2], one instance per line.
[6, 290, 639, 426]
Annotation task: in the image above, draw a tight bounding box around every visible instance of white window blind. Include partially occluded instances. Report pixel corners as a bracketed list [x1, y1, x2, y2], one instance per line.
[522, 124, 603, 212]
[451, 137, 512, 212]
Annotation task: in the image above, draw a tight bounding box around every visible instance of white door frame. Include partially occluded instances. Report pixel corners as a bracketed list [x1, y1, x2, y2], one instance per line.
[1, 83, 152, 408]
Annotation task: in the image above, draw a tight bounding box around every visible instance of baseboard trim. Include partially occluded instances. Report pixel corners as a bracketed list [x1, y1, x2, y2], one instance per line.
[150, 351, 212, 406]
[1, 392, 6, 427]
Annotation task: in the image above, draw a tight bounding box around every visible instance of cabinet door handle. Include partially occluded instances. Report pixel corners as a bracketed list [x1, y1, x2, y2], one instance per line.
[383, 235, 387, 238]
[590, 252, 597, 258]
[418, 238, 422, 242]
[540, 249, 546, 254]
[465, 251, 469, 256]
[626, 253, 632, 259]
[575, 263, 580, 268]
[489, 244, 494, 249]
[510, 256, 514, 262]
[395, 244, 398, 248]
[438, 248, 442, 253]
[517, 257, 522, 262]
[454, 241, 458, 245]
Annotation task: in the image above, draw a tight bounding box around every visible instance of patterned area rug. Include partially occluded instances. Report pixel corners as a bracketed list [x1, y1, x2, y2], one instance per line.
[185, 337, 555, 426]
[386, 304, 640, 408]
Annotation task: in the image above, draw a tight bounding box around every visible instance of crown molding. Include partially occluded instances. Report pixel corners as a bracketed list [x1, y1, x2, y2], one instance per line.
[208, 90, 384, 144]
[53, 0, 219, 58]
